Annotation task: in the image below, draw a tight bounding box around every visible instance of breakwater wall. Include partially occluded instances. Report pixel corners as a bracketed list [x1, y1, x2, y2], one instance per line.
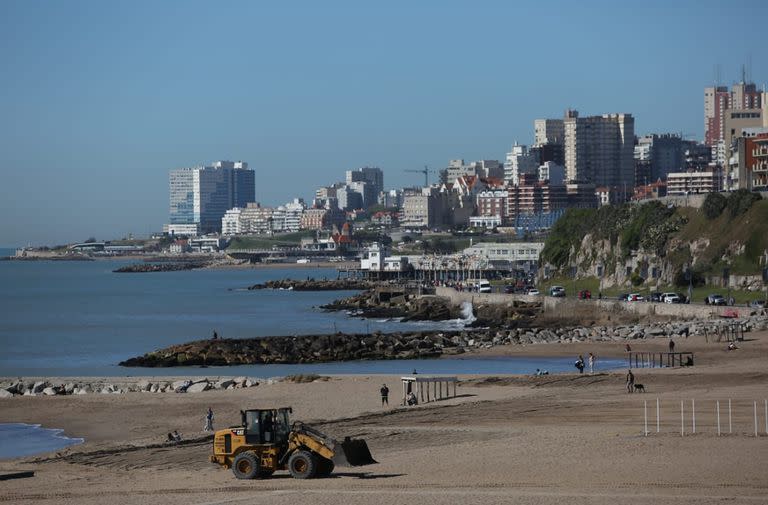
[435, 287, 755, 319]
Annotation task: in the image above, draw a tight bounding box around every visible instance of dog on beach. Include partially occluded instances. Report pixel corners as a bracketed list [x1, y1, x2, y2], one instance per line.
[633, 383, 646, 393]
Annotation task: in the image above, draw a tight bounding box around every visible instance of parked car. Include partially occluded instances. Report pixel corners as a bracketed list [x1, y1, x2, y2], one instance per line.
[676, 293, 689, 304]
[705, 294, 726, 306]
[526, 289, 541, 296]
[549, 286, 566, 297]
[617, 293, 629, 301]
[649, 292, 663, 302]
[749, 299, 766, 308]
[664, 294, 682, 304]
[503, 285, 516, 294]
[627, 293, 644, 302]
[577, 289, 592, 300]
[660, 292, 678, 303]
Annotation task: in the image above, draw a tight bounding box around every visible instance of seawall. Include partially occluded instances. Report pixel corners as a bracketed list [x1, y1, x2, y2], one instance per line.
[434, 287, 748, 319]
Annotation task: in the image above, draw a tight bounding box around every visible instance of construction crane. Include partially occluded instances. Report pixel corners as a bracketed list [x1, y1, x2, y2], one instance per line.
[404, 165, 436, 186]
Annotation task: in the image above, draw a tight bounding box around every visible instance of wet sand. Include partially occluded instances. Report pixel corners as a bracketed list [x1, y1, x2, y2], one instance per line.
[2, 330, 767, 504]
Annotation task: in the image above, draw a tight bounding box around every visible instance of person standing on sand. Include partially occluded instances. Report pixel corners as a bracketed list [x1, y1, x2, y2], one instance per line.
[575, 355, 585, 374]
[588, 353, 596, 374]
[626, 369, 635, 393]
[669, 339, 675, 353]
[380, 384, 389, 406]
[204, 407, 214, 431]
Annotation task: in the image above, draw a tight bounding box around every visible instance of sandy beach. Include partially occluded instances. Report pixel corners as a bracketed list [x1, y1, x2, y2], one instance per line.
[2, 330, 767, 505]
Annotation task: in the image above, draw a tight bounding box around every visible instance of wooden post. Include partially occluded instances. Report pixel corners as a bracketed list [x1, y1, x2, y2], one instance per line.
[656, 397, 660, 433]
[755, 401, 759, 437]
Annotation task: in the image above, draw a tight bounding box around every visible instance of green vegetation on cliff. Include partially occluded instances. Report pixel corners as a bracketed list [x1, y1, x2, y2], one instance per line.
[541, 201, 684, 268]
[541, 196, 768, 284]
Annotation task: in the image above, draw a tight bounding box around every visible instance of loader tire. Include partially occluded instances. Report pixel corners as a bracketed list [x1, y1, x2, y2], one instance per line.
[288, 450, 317, 479]
[232, 452, 260, 480]
[316, 457, 335, 477]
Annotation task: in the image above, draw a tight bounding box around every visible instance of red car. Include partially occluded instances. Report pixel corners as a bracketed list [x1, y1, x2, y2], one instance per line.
[577, 289, 592, 300]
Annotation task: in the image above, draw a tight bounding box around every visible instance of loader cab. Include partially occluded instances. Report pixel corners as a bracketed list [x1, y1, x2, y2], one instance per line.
[241, 408, 292, 445]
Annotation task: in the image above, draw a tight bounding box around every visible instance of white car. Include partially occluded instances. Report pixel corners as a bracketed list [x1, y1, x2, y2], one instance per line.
[660, 292, 677, 303]
[526, 289, 540, 296]
[664, 294, 681, 304]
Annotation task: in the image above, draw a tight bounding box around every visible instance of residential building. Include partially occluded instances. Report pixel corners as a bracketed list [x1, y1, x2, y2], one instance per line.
[705, 81, 764, 146]
[401, 187, 440, 228]
[503, 143, 538, 185]
[735, 132, 768, 190]
[168, 160, 255, 234]
[538, 161, 565, 185]
[463, 241, 545, 266]
[300, 206, 346, 231]
[345, 167, 383, 208]
[440, 159, 503, 184]
[476, 189, 508, 222]
[221, 203, 275, 236]
[336, 185, 364, 211]
[271, 199, 305, 233]
[633, 134, 684, 183]
[666, 171, 723, 195]
[163, 223, 200, 237]
[506, 174, 567, 225]
[632, 181, 668, 201]
[378, 189, 404, 208]
[565, 182, 599, 208]
[534, 119, 565, 146]
[563, 110, 635, 189]
[371, 211, 398, 226]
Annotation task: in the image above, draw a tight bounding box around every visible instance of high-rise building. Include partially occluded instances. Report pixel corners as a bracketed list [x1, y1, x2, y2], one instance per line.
[633, 134, 684, 183]
[563, 110, 635, 189]
[345, 167, 383, 208]
[169, 160, 255, 234]
[503, 143, 539, 186]
[534, 119, 565, 146]
[704, 80, 763, 147]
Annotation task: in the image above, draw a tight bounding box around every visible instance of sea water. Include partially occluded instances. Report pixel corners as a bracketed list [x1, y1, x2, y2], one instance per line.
[0, 423, 83, 459]
[0, 255, 624, 376]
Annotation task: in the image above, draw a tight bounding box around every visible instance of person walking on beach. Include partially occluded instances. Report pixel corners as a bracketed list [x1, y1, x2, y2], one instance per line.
[669, 339, 675, 353]
[575, 355, 585, 374]
[204, 407, 214, 432]
[588, 352, 596, 374]
[380, 384, 389, 406]
[626, 369, 635, 394]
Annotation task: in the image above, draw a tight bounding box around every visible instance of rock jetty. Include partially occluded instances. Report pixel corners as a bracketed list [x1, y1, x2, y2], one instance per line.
[114, 262, 208, 273]
[0, 376, 264, 398]
[247, 279, 375, 290]
[322, 289, 541, 325]
[115, 315, 768, 368]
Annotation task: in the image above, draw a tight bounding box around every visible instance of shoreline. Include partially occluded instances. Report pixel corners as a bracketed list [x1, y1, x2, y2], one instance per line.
[2, 329, 767, 504]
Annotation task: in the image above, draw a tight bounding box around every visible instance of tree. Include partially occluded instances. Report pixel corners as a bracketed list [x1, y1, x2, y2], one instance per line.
[701, 193, 727, 220]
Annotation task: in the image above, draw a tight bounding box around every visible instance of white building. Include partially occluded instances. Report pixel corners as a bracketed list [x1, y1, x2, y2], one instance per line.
[271, 199, 305, 233]
[666, 171, 723, 195]
[163, 223, 200, 237]
[463, 241, 544, 264]
[538, 161, 565, 185]
[503, 143, 539, 186]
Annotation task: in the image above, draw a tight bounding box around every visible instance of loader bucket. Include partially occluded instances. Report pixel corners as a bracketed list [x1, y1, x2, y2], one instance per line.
[332, 437, 377, 466]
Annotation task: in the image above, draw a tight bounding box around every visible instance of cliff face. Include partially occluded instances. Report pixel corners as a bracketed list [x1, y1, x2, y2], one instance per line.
[540, 195, 768, 290]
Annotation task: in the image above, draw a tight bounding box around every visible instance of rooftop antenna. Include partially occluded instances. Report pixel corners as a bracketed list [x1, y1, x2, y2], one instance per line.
[715, 63, 722, 87]
[741, 63, 746, 84]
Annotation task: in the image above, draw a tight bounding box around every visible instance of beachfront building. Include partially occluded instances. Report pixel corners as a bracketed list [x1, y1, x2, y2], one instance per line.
[168, 160, 255, 234]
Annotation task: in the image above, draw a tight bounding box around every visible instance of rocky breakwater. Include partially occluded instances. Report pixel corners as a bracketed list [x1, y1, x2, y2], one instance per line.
[247, 278, 376, 290]
[0, 376, 263, 398]
[119, 330, 471, 368]
[114, 262, 208, 273]
[322, 288, 541, 326]
[321, 289, 463, 321]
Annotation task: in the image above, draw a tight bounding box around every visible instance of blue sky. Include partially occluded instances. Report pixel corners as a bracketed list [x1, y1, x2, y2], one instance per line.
[1, 0, 766, 246]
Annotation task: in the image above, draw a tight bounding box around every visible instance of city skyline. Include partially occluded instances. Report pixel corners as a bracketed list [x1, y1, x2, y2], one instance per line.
[1, 1, 767, 245]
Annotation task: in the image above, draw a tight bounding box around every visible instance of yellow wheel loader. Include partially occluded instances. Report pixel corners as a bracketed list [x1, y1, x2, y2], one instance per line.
[210, 407, 376, 479]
